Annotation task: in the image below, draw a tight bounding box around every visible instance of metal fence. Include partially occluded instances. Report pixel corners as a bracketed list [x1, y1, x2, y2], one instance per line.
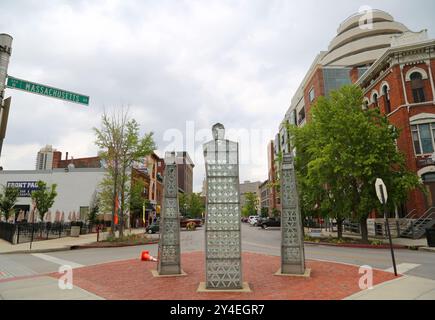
[0, 221, 97, 244]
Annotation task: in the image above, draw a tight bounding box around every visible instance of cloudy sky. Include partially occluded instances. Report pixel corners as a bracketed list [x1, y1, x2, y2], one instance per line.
[1, 0, 434, 192]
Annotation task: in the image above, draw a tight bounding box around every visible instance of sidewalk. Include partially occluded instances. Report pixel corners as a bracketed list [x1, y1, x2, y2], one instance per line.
[0, 228, 146, 254]
[345, 275, 435, 300]
[315, 229, 429, 248]
[0, 276, 104, 300]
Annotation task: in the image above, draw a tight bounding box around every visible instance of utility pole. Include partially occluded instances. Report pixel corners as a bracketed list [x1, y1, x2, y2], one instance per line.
[0, 33, 13, 158]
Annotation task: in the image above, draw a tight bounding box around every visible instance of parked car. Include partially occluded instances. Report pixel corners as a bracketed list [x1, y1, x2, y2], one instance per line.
[247, 216, 258, 225]
[180, 217, 202, 228]
[241, 217, 249, 223]
[249, 216, 262, 226]
[146, 222, 159, 234]
[259, 217, 281, 229]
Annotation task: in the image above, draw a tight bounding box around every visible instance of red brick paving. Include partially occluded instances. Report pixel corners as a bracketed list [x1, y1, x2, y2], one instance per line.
[50, 251, 398, 300]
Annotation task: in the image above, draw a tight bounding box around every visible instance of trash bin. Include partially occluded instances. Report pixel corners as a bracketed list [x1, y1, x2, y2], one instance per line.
[426, 228, 435, 248]
[70, 226, 81, 237]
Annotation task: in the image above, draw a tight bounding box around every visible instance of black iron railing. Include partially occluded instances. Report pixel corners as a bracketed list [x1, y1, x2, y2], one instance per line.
[0, 221, 97, 244]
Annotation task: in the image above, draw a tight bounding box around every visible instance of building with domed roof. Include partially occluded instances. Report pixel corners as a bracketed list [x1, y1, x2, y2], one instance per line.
[268, 9, 435, 235]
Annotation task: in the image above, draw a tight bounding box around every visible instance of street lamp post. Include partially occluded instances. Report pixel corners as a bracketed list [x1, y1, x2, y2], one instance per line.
[0, 34, 13, 158]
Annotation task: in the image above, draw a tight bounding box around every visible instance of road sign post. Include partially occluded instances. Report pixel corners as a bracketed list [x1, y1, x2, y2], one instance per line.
[375, 178, 398, 276]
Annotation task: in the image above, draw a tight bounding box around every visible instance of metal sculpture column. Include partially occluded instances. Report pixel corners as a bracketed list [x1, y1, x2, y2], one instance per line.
[157, 152, 182, 276]
[202, 123, 244, 290]
[279, 152, 307, 275]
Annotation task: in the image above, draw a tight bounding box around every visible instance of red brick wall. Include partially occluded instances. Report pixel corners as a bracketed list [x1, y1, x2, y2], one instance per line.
[363, 60, 435, 217]
[55, 156, 101, 169]
[304, 66, 325, 119]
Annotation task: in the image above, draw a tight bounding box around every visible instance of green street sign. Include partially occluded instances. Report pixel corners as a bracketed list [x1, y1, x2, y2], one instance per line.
[6, 76, 89, 106]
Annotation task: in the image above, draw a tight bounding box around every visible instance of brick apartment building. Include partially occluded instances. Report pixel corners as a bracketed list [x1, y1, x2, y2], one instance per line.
[358, 33, 435, 217]
[271, 9, 435, 219]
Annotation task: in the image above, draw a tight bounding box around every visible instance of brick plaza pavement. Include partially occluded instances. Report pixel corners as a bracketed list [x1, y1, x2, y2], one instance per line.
[49, 251, 398, 300]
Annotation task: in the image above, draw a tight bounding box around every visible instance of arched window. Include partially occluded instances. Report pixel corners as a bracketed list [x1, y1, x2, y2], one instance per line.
[410, 72, 426, 103]
[382, 85, 391, 114]
[373, 93, 379, 108]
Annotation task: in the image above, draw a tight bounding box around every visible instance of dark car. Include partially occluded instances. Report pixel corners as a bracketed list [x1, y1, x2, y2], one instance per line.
[146, 222, 159, 234]
[259, 217, 281, 229]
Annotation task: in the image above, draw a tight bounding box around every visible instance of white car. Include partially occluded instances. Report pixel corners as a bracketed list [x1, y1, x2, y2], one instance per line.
[248, 216, 260, 226]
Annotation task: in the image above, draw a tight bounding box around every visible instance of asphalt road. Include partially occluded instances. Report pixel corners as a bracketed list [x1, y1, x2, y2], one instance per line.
[1, 224, 434, 281]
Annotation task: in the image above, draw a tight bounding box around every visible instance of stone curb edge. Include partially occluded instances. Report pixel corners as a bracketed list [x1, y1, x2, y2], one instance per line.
[304, 241, 409, 249]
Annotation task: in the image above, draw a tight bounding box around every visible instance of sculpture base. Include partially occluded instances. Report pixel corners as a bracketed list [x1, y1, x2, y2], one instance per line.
[197, 282, 251, 293]
[274, 268, 311, 278]
[151, 269, 187, 278]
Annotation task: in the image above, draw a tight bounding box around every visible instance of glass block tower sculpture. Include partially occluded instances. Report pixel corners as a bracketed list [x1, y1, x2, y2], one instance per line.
[157, 152, 182, 275]
[280, 152, 306, 274]
[203, 123, 243, 289]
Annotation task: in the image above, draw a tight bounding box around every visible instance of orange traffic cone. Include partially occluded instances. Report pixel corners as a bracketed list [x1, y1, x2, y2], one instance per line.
[141, 251, 150, 261]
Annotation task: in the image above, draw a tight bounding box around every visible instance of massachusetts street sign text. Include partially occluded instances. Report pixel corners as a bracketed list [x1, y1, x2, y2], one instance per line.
[6, 76, 89, 106]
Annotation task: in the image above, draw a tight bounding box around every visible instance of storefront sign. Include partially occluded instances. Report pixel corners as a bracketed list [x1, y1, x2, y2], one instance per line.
[6, 181, 39, 197]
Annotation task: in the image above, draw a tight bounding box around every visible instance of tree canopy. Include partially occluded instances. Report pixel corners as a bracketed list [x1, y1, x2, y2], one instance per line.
[31, 181, 58, 221]
[0, 185, 19, 222]
[94, 109, 155, 236]
[288, 85, 421, 241]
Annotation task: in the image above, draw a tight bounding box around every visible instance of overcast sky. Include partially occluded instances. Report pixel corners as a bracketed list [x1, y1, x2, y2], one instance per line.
[1, 0, 434, 192]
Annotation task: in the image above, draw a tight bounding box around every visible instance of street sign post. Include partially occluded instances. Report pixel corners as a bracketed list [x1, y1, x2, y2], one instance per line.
[6, 76, 89, 106]
[375, 178, 398, 276]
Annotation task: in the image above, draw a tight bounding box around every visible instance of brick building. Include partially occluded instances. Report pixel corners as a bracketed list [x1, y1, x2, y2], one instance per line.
[358, 31, 435, 217]
[176, 151, 194, 195]
[272, 9, 434, 220]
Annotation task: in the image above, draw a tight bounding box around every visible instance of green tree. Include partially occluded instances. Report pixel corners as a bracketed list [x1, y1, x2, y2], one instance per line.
[94, 109, 155, 237]
[179, 193, 188, 216]
[31, 181, 57, 222]
[0, 186, 19, 222]
[129, 180, 149, 224]
[260, 207, 269, 218]
[179, 193, 205, 218]
[188, 193, 205, 218]
[88, 191, 100, 224]
[288, 85, 421, 242]
[242, 192, 259, 217]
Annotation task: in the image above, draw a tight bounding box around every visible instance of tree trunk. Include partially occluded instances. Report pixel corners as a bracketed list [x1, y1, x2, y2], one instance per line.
[359, 216, 369, 243]
[337, 217, 344, 240]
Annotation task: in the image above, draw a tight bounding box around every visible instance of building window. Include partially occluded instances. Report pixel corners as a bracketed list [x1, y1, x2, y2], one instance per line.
[298, 107, 306, 125]
[382, 85, 391, 114]
[410, 72, 426, 103]
[291, 110, 297, 125]
[411, 123, 435, 155]
[373, 93, 379, 108]
[309, 88, 315, 103]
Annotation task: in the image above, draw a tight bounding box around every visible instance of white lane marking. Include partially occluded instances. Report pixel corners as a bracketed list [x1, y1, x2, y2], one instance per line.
[31, 254, 84, 269]
[384, 263, 420, 274]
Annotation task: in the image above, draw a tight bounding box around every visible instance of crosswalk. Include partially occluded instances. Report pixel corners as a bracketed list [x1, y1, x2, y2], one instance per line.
[384, 263, 421, 274]
[0, 256, 38, 280]
[31, 254, 83, 269]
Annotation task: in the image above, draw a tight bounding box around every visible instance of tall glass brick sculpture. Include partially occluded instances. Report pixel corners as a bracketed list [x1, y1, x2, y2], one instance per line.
[280, 152, 306, 274]
[203, 123, 243, 289]
[157, 152, 182, 275]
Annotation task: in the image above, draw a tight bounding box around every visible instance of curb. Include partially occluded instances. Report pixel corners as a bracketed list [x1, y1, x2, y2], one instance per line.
[418, 246, 435, 253]
[1, 246, 73, 255]
[70, 240, 159, 250]
[304, 241, 408, 249]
